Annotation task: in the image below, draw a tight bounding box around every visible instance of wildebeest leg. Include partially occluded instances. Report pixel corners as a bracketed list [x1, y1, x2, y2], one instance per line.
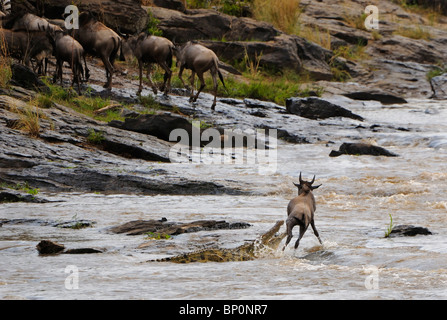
[137, 60, 143, 95]
[192, 72, 206, 103]
[283, 216, 298, 251]
[146, 64, 158, 95]
[189, 71, 196, 103]
[294, 224, 308, 250]
[310, 220, 323, 245]
[210, 69, 218, 110]
[159, 62, 172, 95]
[83, 54, 90, 82]
[178, 65, 187, 89]
[101, 55, 114, 89]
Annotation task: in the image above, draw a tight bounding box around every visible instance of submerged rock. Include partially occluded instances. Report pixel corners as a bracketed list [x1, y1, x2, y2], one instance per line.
[329, 143, 398, 157]
[36, 240, 103, 255]
[36, 240, 65, 255]
[389, 225, 432, 237]
[343, 91, 407, 105]
[286, 97, 364, 121]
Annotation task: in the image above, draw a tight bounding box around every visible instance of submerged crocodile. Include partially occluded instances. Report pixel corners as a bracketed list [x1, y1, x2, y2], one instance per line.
[149, 220, 286, 263]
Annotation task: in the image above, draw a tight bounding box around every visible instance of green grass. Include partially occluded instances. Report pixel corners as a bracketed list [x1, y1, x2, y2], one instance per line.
[384, 213, 394, 238]
[1, 181, 39, 195]
[145, 232, 172, 240]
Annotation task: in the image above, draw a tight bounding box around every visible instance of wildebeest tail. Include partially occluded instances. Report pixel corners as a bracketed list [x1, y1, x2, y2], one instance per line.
[215, 58, 226, 90]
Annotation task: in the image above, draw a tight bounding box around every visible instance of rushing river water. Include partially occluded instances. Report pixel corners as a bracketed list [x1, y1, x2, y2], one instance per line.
[1, 97, 447, 300]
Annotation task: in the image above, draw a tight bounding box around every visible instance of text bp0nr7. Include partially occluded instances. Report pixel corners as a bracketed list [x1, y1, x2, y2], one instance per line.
[223, 304, 267, 315]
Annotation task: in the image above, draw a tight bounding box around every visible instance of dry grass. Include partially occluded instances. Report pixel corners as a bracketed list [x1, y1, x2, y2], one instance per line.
[11, 104, 43, 138]
[252, 0, 301, 34]
[0, 28, 12, 88]
[393, 25, 432, 40]
[298, 24, 332, 50]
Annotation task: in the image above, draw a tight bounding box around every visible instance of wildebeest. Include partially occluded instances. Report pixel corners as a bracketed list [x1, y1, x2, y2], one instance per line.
[283, 173, 323, 251]
[0, 28, 52, 75]
[46, 29, 88, 92]
[73, 12, 121, 89]
[10, 13, 63, 32]
[121, 33, 174, 96]
[174, 41, 226, 110]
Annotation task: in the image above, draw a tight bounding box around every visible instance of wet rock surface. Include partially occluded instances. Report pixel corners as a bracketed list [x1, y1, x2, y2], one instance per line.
[286, 97, 364, 121]
[329, 143, 399, 157]
[390, 225, 433, 237]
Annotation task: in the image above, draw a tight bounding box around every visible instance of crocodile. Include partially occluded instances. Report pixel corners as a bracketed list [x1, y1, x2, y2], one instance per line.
[148, 220, 286, 263]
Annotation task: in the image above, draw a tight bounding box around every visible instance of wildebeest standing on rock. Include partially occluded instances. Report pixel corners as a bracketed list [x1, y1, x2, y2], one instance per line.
[46, 29, 89, 93]
[174, 41, 226, 111]
[121, 33, 174, 96]
[10, 13, 63, 32]
[283, 173, 323, 251]
[73, 12, 121, 89]
[0, 28, 52, 75]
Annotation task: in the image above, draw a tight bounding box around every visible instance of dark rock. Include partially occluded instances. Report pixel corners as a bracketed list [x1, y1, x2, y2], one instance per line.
[10, 64, 49, 93]
[152, 0, 186, 12]
[31, 0, 148, 34]
[343, 91, 407, 105]
[329, 143, 399, 157]
[257, 125, 309, 144]
[63, 248, 103, 254]
[109, 219, 251, 236]
[286, 97, 364, 121]
[389, 225, 432, 237]
[0, 189, 49, 203]
[36, 240, 65, 255]
[109, 113, 194, 142]
[151, 7, 279, 43]
[200, 37, 302, 74]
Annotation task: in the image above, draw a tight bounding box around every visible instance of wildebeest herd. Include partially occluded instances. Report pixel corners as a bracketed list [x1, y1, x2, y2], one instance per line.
[0, 10, 226, 110]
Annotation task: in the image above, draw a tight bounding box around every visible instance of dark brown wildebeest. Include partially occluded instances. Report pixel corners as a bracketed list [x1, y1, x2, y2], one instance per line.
[11, 13, 62, 32]
[0, 28, 52, 75]
[73, 12, 120, 89]
[174, 41, 226, 111]
[121, 33, 174, 96]
[46, 29, 88, 93]
[283, 173, 323, 251]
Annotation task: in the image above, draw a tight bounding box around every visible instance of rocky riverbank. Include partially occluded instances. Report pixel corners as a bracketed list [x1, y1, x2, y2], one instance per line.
[1, 0, 447, 198]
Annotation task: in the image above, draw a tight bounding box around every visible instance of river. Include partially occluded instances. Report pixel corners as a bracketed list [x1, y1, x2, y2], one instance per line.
[1, 97, 447, 299]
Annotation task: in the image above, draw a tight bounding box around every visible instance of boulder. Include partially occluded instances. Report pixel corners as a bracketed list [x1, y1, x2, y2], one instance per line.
[329, 143, 398, 157]
[151, 7, 279, 42]
[36, 240, 65, 254]
[29, 0, 148, 34]
[389, 225, 432, 237]
[430, 73, 447, 99]
[286, 97, 364, 121]
[343, 91, 408, 105]
[200, 37, 302, 73]
[109, 113, 194, 142]
[10, 64, 49, 93]
[152, 0, 186, 12]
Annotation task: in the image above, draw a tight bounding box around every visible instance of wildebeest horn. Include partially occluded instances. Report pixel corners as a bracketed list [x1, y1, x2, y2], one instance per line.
[293, 182, 300, 188]
[310, 175, 315, 185]
[299, 172, 303, 184]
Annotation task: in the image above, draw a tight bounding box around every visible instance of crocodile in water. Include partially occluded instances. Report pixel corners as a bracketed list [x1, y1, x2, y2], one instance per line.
[149, 220, 285, 263]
